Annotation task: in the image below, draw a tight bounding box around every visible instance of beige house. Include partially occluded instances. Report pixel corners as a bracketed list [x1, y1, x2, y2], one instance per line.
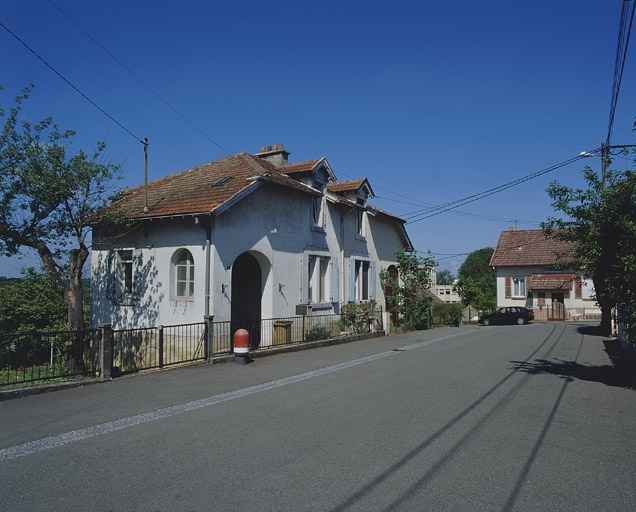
[489, 229, 599, 321]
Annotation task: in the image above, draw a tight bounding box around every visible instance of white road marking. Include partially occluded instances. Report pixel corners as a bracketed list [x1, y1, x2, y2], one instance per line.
[0, 330, 471, 462]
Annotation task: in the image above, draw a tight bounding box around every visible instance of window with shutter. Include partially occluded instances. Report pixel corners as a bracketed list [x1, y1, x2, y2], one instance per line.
[575, 276, 583, 299]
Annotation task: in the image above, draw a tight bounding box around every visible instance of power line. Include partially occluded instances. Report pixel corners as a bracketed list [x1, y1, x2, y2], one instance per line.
[403, 152, 593, 224]
[606, 0, 635, 147]
[47, 0, 231, 156]
[0, 20, 145, 145]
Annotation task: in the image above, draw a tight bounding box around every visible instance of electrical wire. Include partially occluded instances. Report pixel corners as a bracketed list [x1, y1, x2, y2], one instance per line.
[0, 20, 145, 145]
[606, 0, 635, 147]
[403, 152, 595, 224]
[47, 0, 231, 156]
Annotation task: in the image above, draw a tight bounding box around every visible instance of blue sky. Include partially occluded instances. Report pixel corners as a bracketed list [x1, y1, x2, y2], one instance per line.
[1, 0, 635, 278]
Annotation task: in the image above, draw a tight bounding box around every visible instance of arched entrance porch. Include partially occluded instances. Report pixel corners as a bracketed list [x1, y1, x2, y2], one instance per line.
[231, 251, 270, 349]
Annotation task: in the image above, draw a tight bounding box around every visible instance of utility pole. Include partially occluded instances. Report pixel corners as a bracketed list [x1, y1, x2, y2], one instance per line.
[144, 138, 149, 212]
[600, 142, 607, 191]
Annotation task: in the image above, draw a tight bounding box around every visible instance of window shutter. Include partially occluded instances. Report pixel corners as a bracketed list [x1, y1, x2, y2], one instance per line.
[330, 259, 339, 303]
[575, 276, 582, 299]
[348, 258, 356, 302]
[132, 249, 143, 299]
[525, 276, 531, 297]
[369, 261, 377, 301]
[300, 253, 308, 304]
[106, 251, 115, 299]
[505, 276, 511, 299]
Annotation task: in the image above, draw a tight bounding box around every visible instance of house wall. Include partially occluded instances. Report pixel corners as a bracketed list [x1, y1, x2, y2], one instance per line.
[333, 204, 409, 305]
[91, 182, 344, 329]
[365, 213, 411, 302]
[91, 220, 210, 329]
[494, 266, 598, 319]
[211, 181, 341, 322]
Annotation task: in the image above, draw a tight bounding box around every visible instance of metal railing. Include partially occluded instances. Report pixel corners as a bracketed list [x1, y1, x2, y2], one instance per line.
[1, 329, 99, 387]
[111, 322, 207, 375]
[2, 307, 384, 386]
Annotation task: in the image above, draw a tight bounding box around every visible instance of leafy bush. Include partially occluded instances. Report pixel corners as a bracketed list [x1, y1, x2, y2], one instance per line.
[431, 302, 463, 327]
[380, 249, 436, 330]
[305, 326, 330, 341]
[339, 301, 377, 333]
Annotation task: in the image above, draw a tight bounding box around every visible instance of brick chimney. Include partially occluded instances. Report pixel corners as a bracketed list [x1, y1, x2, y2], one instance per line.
[255, 144, 290, 167]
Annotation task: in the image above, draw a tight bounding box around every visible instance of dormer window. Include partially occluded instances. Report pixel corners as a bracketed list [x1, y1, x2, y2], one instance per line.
[311, 177, 326, 232]
[356, 198, 366, 238]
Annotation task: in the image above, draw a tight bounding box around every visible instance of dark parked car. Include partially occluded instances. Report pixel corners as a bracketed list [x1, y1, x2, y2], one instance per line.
[478, 306, 534, 326]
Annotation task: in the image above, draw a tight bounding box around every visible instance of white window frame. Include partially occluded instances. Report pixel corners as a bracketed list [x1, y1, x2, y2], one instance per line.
[115, 249, 134, 297]
[307, 254, 331, 305]
[348, 256, 376, 302]
[109, 248, 142, 304]
[311, 176, 326, 232]
[513, 277, 526, 298]
[173, 249, 195, 300]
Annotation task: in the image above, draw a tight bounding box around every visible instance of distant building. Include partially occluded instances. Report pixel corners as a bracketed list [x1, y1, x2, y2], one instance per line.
[490, 228, 599, 321]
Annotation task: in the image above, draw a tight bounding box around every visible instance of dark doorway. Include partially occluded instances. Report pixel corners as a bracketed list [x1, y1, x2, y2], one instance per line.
[231, 252, 262, 349]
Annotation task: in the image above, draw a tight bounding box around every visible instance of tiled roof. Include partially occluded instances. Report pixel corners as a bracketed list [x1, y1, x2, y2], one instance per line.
[528, 273, 575, 290]
[327, 178, 375, 198]
[279, 158, 323, 175]
[327, 179, 366, 194]
[490, 229, 574, 267]
[98, 152, 318, 220]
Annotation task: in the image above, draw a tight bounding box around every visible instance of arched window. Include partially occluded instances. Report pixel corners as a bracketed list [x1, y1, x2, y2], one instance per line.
[173, 249, 194, 299]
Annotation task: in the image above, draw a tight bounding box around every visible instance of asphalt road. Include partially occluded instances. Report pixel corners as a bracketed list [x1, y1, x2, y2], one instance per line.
[1, 323, 634, 511]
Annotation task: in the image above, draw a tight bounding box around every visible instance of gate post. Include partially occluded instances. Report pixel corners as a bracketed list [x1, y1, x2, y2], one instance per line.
[98, 323, 113, 380]
[158, 325, 164, 369]
[204, 315, 214, 361]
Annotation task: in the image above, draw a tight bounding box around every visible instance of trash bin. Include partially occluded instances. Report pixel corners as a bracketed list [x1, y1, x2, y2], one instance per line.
[273, 321, 293, 345]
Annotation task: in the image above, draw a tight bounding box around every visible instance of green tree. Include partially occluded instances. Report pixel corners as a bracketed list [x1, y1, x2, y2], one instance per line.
[380, 249, 436, 330]
[436, 269, 455, 285]
[0, 85, 121, 366]
[0, 268, 68, 334]
[543, 161, 636, 339]
[454, 247, 496, 314]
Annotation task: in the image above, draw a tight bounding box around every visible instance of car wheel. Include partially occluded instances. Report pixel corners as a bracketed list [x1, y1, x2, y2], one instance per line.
[517, 317, 525, 325]
[483, 319, 490, 326]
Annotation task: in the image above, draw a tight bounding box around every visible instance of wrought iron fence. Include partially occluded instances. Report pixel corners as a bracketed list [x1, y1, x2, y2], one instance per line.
[112, 323, 207, 375]
[0, 329, 99, 387]
[2, 307, 384, 387]
[219, 309, 383, 354]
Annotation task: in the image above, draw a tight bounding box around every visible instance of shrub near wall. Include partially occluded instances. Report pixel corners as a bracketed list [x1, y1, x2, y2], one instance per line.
[431, 302, 462, 327]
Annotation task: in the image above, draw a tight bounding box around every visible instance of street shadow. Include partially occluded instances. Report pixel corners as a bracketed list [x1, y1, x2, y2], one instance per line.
[511, 339, 636, 391]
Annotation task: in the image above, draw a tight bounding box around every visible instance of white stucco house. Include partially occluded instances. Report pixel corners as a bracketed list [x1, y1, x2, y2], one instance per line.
[90, 145, 413, 340]
[489, 228, 599, 321]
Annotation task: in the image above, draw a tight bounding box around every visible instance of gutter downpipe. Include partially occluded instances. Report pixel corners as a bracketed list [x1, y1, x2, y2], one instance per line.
[205, 223, 211, 316]
[340, 207, 354, 306]
[195, 216, 212, 316]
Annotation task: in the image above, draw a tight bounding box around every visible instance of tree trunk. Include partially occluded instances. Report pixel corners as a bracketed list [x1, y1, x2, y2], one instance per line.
[36, 240, 89, 370]
[592, 267, 612, 336]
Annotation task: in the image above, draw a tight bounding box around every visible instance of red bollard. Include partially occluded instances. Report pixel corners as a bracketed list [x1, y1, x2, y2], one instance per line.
[234, 329, 249, 364]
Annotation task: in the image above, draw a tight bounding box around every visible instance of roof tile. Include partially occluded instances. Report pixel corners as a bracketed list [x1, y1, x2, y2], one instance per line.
[490, 229, 574, 267]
